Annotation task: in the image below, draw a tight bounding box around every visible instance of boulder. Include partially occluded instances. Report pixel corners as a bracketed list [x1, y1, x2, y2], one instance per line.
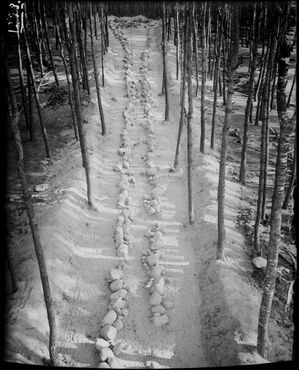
[149, 291, 162, 306]
[95, 338, 110, 352]
[153, 314, 169, 327]
[102, 310, 117, 326]
[110, 279, 124, 292]
[100, 325, 118, 342]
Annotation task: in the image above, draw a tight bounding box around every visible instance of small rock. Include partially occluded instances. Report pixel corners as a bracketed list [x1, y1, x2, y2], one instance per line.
[98, 362, 111, 368]
[110, 279, 124, 292]
[112, 343, 123, 356]
[113, 164, 122, 172]
[152, 231, 163, 241]
[252, 256, 267, 269]
[108, 357, 122, 369]
[153, 314, 169, 327]
[145, 229, 153, 238]
[153, 277, 165, 295]
[100, 347, 115, 362]
[116, 244, 129, 258]
[34, 183, 49, 192]
[163, 300, 174, 309]
[147, 252, 161, 266]
[109, 297, 126, 311]
[149, 291, 162, 306]
[152, 305, 166, 314]
[146, 168, 157, 177]
[95, 338, 110, 352]
[118, 148, 126, 156]
[109, 267, 123, 281]
[113, 318, 124, 330]
[150, 265, 162, 279]
[122, 308, 128, 317]
[100, 325, 118, 342]
[102, 310, 117, 326]
[110, 289, 127, 300]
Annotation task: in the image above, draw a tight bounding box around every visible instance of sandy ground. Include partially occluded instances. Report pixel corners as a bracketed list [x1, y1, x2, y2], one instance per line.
[4, 16, 294, 367]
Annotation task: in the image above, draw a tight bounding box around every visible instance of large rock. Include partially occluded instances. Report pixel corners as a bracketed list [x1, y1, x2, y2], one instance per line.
[100, 325, 118, 342]
[153, 314, 169, 327]
[109, 297, 126, 311]
[100, 347, 115, 362]
[102, 310, 117, 326]
[95, 338, 110, 352]
[149, 291, 162, 306]
[110, 279, 124, 292]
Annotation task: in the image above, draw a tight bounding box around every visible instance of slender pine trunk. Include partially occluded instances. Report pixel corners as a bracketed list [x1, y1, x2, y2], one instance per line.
[217, 4, 239, 260]
[89, 3, 107, 136]
[200, 2, 207, 154]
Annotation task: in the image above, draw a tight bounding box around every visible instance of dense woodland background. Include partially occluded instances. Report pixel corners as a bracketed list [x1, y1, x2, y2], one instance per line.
[1, 0, 297, 367]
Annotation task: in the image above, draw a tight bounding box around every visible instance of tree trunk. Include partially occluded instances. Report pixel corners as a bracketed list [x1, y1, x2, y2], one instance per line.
[23, 26, 52, 158]
[162, 2, 170, 121]
[40, 1, 59, 86]
[68, 4, 93, 207]
[76, 15, 90, 95]
[217, 4, 239, 260]
[55, 20, 78, 141]
[210, 9, 222, 150]
[31, 3, 45, 77]
[186, 9, 194, 225]
[200, 2, 207, 154]
[282, 129, 296, 210]
[257, 9, 295, 357]
[100, 13, 105, 87]
[287, 70, 296, 108]
[175, 5, 179, 80]
[253, 27, 277, 254]
[26, 55, 34, 142]
[173, 8, 187, 169]
[89, 3, 107, 136]
[239, 4, 259, 185]
[4, 40, 59, 366]
[15, 5, 29, 131]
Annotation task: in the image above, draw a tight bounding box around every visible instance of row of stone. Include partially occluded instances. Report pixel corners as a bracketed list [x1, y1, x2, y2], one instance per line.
[136, 27, 173, 328]
[94, 20, 138, 369]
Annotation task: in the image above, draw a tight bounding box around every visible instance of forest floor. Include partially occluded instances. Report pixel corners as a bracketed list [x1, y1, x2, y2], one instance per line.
[4, 16, 295, 367]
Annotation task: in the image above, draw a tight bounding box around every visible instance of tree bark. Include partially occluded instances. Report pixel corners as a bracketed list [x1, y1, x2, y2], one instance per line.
[175, 4, 180, 81]
[282, 128, 296, 210]
[217, 4, 239, 260]
[89, 3, 107, 136]
[257, 8, 295, 357]
[76, 14, 90, 95]
[287, 70, 296, 108]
